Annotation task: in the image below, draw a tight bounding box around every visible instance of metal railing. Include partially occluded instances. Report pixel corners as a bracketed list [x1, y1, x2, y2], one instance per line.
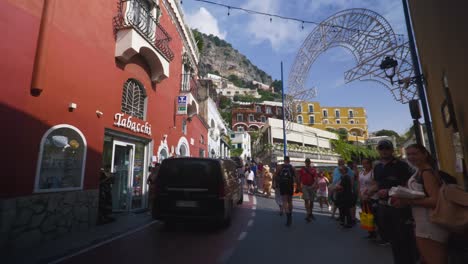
[181, 73, 199, 99]
[114, 0, 174, 61]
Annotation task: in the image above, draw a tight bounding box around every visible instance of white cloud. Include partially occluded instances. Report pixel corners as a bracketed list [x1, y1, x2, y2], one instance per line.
[185, 7, 227, 39]
[241, 0, 308, 52]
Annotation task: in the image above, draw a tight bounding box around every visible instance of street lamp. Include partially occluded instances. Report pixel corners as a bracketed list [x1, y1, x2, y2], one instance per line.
[379, 56, 398, 85]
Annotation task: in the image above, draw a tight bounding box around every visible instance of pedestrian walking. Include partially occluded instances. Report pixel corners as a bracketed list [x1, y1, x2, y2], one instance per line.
[147, 163, 160, 215]
[98, 166, 115, 224]
[335, 165, 354, 228]
[368, 139, 417, 264]
[273, 164, 284, 216]
[298, 158, 318, 222]
[316, 171, 330, 212]
[348, 161, 359, 225]
[391, 144, 448, 264]
[275, 156, 297, 226]
[246, 166, 255, 194]
[358, 158, 378, 239]
[330, 159, 354, 219]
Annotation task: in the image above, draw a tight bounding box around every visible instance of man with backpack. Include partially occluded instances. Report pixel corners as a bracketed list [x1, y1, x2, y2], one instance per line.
[298, 158, 318, 222]
[275, 156, 297, 227]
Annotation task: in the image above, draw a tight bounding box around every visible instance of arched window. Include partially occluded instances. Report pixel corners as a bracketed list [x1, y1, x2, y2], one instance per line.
[297, 115, 303, 124]
[308, 104, 314, 113]
[121, 79, 147, 120]
[35, 125, 87, 192]
[179, 144, 188, 157]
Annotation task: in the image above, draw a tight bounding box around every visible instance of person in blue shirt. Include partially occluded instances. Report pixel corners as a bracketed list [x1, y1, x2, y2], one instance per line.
[330, 159, 354, 219]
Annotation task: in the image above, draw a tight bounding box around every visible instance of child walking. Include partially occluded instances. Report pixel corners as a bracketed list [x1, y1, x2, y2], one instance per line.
[316, 171, 330, 212]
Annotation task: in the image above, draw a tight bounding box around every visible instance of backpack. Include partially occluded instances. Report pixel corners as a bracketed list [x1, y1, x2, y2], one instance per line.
[279, 164, 294, 185]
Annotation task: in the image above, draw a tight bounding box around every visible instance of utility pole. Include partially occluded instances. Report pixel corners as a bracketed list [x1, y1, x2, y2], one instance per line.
[402, 0, 437, 156]
[281, 62, 287, 157]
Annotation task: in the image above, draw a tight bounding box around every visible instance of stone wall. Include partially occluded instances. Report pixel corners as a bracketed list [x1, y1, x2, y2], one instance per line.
[0, 189, 98, 250]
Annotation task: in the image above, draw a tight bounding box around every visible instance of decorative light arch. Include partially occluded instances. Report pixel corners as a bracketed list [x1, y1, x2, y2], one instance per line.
[288, 8, 417, 115]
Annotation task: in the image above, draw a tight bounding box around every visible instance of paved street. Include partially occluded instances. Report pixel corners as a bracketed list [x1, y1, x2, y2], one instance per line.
[53, 193, 392, 264]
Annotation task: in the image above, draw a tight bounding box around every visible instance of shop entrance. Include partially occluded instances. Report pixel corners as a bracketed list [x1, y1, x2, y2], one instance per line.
[102, 132, 149, 212]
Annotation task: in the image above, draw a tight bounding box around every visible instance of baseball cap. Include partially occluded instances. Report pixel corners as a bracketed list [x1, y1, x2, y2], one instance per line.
[377, 139, 394, 150]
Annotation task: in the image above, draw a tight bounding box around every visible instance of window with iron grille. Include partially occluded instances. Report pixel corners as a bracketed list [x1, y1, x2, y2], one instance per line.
[121, 79, 147, 120]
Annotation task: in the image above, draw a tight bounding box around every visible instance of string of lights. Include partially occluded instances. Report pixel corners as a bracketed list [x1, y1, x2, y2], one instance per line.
[181, 0, 405, 40]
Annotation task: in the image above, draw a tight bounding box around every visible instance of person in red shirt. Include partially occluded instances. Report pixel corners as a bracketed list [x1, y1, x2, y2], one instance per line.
[298, 158, 318, 222]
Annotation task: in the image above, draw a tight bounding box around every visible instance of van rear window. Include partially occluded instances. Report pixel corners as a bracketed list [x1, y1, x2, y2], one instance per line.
[158, 159, 221, 188]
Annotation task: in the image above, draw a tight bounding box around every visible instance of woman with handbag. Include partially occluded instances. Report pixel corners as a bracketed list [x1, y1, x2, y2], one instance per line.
[391, 144, 448, 264]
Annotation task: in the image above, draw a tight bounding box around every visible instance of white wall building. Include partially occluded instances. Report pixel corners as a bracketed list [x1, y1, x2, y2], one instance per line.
[230, 131, 251, 160]
[203, 74, 261, 99]
[254, 118, 340, 166]
[207, 98, 229, 158]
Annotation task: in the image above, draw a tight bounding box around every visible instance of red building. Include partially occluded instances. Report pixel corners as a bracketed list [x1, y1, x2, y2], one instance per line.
[232, 101, 284, 132]
[1, 0, 207, 248]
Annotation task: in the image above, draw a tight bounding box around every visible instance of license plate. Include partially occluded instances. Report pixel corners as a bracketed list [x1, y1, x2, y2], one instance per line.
[176, 201, 198, 208]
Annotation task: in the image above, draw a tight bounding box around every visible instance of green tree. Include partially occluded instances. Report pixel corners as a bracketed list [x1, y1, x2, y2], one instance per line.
[271, 80, 282, 93]
[332, 139, 379, 162]
[375, 129, 400, 139]
[191, 29, 204, 53]
[221, 111, 232, 127]
[219, 95, 231, 109]
[231, 148, 243, 157]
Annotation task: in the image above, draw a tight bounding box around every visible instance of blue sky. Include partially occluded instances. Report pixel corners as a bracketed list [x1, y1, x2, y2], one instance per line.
[182, 0, 413, 134]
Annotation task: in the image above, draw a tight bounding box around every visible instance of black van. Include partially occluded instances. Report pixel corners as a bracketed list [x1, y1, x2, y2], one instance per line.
[152, 158, 243, 226]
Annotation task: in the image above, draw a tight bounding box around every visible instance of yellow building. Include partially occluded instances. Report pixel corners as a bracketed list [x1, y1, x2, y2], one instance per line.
[294, 102, 368, 142]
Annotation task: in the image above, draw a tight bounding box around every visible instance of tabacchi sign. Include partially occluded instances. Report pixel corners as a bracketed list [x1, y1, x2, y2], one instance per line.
[114, 113, 152, 136]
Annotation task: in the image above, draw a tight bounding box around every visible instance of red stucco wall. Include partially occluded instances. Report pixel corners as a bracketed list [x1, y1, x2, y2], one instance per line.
[1, 0, 207, 198]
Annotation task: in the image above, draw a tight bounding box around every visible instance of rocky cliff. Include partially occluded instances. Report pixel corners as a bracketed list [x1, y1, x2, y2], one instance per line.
[196, 31, 273, 85]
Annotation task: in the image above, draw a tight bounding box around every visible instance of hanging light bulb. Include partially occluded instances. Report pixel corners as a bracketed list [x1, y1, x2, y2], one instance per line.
[270, 16, 272, 23]
[180, 0, 183, 4]
[301, 21, 304, 30]
[227, 7, 230, 16]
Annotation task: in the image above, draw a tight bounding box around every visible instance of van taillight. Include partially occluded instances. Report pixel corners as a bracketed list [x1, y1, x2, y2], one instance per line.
[219, 182, 225, 198]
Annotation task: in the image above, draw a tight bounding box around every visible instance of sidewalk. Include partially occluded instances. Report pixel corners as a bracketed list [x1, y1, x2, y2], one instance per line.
[4, 212, 156, 264]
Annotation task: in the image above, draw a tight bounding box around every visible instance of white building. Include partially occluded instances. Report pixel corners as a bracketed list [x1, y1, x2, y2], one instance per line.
[230, 131, 251, 160]
[204, 74, 261, 99]
[207, 98, 230, 158]
[252, 80, 274, 93]
[254, 118, 340, 167]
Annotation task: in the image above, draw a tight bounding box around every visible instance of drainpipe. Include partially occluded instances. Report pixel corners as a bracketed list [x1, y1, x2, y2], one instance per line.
[31, 0, 55, 96]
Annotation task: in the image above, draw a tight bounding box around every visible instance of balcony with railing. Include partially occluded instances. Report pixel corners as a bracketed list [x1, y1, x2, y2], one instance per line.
[114, 0, 174, 82]
[181, 73, 199, 99]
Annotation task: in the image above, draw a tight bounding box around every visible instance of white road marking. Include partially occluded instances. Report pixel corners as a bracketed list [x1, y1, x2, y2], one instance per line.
[247, 219, 254, 227]
[253, 195, 257, 205]
[48, 220, 158, 264]
[252, 206, 256, 210]
[238, 231, 247, 241]
[243, 194, 250, 202]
